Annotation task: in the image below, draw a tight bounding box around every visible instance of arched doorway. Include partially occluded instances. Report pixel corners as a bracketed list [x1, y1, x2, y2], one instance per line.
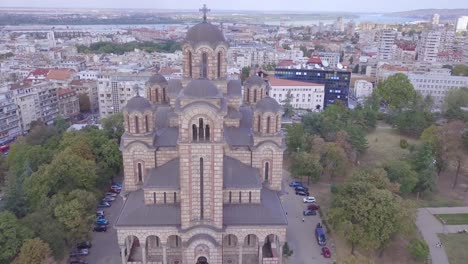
[196, 256, 208, 264]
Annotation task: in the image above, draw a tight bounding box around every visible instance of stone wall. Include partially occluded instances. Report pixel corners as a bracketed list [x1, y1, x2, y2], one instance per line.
[156, 149, 178, 167]
[225, 149, 251, 165]
[122, 141, 155, 191]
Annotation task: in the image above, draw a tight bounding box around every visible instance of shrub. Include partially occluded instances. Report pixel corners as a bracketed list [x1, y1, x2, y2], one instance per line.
[400, 139, 408, 149]
[330, 184, 338, 194]
[408, 239, 429, 261]
[282, 242, 293, 258]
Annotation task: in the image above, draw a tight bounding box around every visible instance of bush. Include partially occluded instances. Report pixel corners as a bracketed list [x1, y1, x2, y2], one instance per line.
[282, 242, 293, 258]
[408, 239, 429, 261]
[330, 184, 338, 194]
[400, 139, 409, 149]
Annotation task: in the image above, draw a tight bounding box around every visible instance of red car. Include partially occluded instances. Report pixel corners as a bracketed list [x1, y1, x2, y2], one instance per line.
[307, 204, 320, 210]
[321, 247, 331, 258]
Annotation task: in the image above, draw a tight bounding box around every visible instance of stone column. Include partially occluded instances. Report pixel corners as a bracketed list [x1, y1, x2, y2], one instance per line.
[258, 244, 263, 264]
[120, 245, 127, 264]
[238, 245, 243, 264]
[141, 243, 147, 264]
[278, 243, 283, 264]
[162, 244, 167, 264]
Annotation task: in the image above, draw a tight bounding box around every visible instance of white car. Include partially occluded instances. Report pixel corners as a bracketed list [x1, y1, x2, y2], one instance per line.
[303, 196, 316, 203]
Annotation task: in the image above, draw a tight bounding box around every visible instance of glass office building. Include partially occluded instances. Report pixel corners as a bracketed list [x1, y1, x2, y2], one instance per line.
[274, 68, 351, 107]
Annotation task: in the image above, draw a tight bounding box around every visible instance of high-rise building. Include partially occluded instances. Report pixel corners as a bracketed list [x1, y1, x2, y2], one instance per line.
[336, 17, 345, 32]
[432, 13, 440, 25]
[115, 7, 286, 264]
[377, 29, 397, 61]
[0, 86, 21, 144]
[455, 16, 468, 32]
[417, 30, 442, 62]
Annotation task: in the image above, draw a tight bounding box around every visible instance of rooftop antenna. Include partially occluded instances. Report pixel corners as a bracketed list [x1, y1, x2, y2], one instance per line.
[199, 4, 211, 23]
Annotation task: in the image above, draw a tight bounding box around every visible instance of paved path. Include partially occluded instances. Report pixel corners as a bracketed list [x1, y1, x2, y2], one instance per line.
[416, 207, 468, 264]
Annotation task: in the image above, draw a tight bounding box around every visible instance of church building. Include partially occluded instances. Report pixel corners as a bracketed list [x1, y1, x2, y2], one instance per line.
[115, 6, 287, 264]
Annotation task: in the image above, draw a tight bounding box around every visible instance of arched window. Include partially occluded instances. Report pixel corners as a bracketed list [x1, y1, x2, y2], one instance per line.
[265, 162, 269, 181]
[200, 158, 204, 219]
[239, 191, 242, 203]
[137, 163, 143, 182]
[249, 191, 252, 203]
[201, 52, 208, 78]
[135, 116, 139, 133]
[205, 125, 210, 141]
[162, 87, 166, 102]
[153, 192, 156, 204]
[174, 192, 177, 203]
[198, 118, 204, 141]
[257, 115, 261, 132]
[217, 52, 221, 78]
[188, 51, 192, 78]
[155, 89, 159, 102]
[229, 191, 232, 203]
[260, 88, 264, 100]
[276, 115, 279, 133]
[163, 192, 167, 204]
[267, 116, 271, 134]
[145, 115, 149, 133]
[126, 115, 130, 131]
[254, 89, 257, 102]
[247, 88, 250, 102]
[192, 124, 198, 141]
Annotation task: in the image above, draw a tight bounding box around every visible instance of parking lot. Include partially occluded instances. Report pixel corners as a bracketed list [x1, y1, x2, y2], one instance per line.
[281, 172, 334, 264]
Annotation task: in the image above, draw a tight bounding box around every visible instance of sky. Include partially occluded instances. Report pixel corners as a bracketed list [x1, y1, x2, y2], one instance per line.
[0, 0, 467, 13]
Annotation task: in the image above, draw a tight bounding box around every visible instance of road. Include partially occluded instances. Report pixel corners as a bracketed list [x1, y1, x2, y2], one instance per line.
[281, 171, 333, 264]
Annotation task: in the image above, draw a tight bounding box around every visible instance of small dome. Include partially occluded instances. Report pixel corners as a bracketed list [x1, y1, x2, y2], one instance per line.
[255, 97, 281, 113]
[125, 96, 152, 112]
[147, 74, 168, 86]
[186, 22, 226, 47]
[244, 75, 266, 88]
[183, 79, 220, 98]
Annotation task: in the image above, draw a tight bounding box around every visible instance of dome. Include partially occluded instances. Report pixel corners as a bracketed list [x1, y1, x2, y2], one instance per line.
[185, 22, 226, 47]
[125, 96, 152, 112]
[147, 74, 168, 86]
[244, 75, 266, 88]
[183, 79, 220, 98]
[255, 97, 281, 113]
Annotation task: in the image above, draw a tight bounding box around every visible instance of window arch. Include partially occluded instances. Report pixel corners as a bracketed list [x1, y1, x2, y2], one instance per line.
[249, 191, 252, 203]
[247, 88, 250, 102]
[135, 116, 139, 133]
[257, 115, 261, 132]
[200, 158, 204, 219]
[201, 52, 208, 78]
[188, 51, 192, 78]
[198, 118, 204, 141]
[192, 124, 198, 141]
[205, 125, 210, 141]
[239, 191, 242, 203]
[137, 163, 143, 182]
[267, 116, 271, 134]
[276, 115, 279, 133]
[254, 89, 257, 102]
[229, 191, 232, 203]
[217, 52, 221, 78]
[264, 162, 269, 181]
[126, 115, 130, 131]
[145, 115, 149, 133]
[162, 87, 166, 102]
[155, 89, 159, 102]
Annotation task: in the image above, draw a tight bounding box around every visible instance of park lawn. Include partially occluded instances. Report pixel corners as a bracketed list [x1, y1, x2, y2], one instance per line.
[438, 234, 468, 264]
[436, 214, 468, 225]
[361, 122, 420, 167]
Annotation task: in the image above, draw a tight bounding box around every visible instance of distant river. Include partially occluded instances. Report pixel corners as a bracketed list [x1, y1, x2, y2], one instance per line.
[265, 13, 420, 26]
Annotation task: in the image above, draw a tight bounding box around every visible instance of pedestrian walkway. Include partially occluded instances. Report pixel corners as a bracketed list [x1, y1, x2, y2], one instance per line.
[416, 207, 468, 264]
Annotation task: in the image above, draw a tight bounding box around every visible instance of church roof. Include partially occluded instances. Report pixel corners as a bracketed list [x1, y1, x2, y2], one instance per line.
[244, 75, 266, 88]
[183, 79, 220, 98]
[223, 156, 261, 188]
[227, 80, 242, 96]
[223, 106, 254, 147]
[144, 158, 180, 189]
[147, 74, 168, 86]
[125, 96, 152, 112]
[185, 22, 226, 47]
[167, 79, 183, 95]
[255, 96, 281, 113]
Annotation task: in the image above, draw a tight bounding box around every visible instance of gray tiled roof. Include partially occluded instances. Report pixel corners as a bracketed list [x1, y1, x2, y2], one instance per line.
[255, 97, 281, 113]
[125, 96, 152, 112]
[155, 106, 171, 129]
[185, 22, 226, 47]
[167, 79, 183, 95]
[144, 158, 180, 189]
[223, 156, 261, 188]
[223, 188, 288, 226]
[183, 79, 221, 98]
[154, 127, 179, 147]
[244, 75, 266, 88]
[239, 106, 253, 128]
[115, 190, 181, 227]
[227, 107, 242, 119]
[224, 127, 252, 147]
[227, 80, 242, 96]
[147, 74, 168, 86]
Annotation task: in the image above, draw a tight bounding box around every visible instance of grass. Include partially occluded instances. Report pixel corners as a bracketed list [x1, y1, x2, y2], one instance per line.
[438, 234, 468, 264]
[361, 122, 420, 167]
[435, 214, 468, 225]
[417, 194, 464, 208]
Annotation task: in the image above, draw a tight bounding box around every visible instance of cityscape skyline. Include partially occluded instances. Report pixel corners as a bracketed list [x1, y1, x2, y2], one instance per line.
[1, 0, 468, 13]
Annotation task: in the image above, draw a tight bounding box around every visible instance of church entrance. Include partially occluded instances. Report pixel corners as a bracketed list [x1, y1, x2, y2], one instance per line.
[196, 256, 208, 264]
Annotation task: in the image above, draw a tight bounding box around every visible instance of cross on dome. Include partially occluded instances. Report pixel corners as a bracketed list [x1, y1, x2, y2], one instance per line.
[133, 84, 141, 96]
[199, 4, 210, 22]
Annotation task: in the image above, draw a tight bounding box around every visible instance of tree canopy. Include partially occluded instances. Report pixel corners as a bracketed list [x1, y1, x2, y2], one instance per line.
[12, 239, 52, 264]
[0, 212, 33, 264]
[443, 87, 468, 121]
[77, 40, 181, 55]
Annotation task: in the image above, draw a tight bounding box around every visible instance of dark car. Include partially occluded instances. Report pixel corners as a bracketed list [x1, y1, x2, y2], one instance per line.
[93, 225, 107, 232]
[295, 186, 309, 192]
[295, 190, 309, 196]
[97, 201, 111, 208]
[307, 204, 320, 210]
[289, 181, 303, 187]
[76, 241, 92, 250]
[70, 260, 88, 264]
[69, 249, 89, 257]
[303, 209, 317, 216]
[109, 188, 121, 194]
[321, 247, 331, 258]
[96, 210, 104, 217]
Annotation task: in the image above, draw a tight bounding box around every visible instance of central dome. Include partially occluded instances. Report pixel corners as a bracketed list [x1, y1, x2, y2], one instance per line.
[185, 22, 226, 47]
[183, 79, 220, 98]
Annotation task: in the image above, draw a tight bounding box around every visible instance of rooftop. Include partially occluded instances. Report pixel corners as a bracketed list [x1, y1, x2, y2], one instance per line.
[144, 158, 180, 189]
[223, 156, 261, 188]
[269, 78, 323, 87]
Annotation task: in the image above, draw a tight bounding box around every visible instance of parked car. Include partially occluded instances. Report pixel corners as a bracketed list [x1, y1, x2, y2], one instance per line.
[303, 209, 317, 216]
[77, 241, 92, 250]
[109, 188, 121, 194]
[289, 181, 303, 187]
[93, 225, 107, 232]
[96, 210, 104, 217]
[102, 196, 115, 202]
[97, 201, 111, 208]
[295, 186, 309, 192]
[303, 196, 316, 203]
[321, 247, 331, 258]
[106, 192, 118, 197]
[69, 249, 89, 257]
[315, 223, 327, 246]
[69, 260, 88, 264]
[307, 204, 320, 210]
[112, 182, 122, 187]
[295, 190, 309, 196]
[111, 184, 122, 190]
[96, 218, 109, 226]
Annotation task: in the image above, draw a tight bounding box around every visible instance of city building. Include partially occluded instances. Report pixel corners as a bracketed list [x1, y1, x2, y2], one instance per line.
[274, 68, 350, 107]
[377, 29, 397, 61]
[57, 88, 80, 119]
[268, 78, 325, 111]
[455, 16, 468, 32]
[432, 13, 440, 25]
[350, 80, 373, 101]
[317, 52, 341, 67]
[70, 79, 99, 113]
[9, 82, 41, 131]
[417, 30, 442, 62]
[115, 9, 286, 264]
[37, 84, 59, 125]
[0, 85, 21, 144]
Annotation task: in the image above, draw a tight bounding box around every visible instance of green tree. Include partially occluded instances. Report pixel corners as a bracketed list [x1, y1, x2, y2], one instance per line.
[241, 66, 251, 83]
[443, 87, 468, 121]
[383, 160, 419, 195]
[100, 113, 125, 141]
[411, 143, 437, 194]
[421, 125, 445, 174]
[451, 64, 468, 76]
[54, 117, 70, 133]
[408, 239, 429, 261]
[291, 152, 323, 183]
[285, 124, 306, 153]
[282, 43, 291, 50]
[377, 73, 417, 110]
[78, 93, 91, 113]
[439, 121, 466, 189]
[321, 143, 347, 180]
[281, 90, 294, 118]
[0, 211, 33, 264]
[12, 238, 52, 264]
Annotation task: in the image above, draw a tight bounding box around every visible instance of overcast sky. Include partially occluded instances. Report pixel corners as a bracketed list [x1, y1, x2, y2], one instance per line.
[0, 0, 467, 13]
